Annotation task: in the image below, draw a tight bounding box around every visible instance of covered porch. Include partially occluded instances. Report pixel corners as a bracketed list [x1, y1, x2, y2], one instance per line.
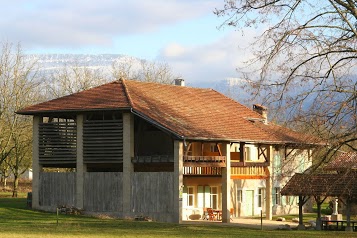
[281, 172, 357, 231]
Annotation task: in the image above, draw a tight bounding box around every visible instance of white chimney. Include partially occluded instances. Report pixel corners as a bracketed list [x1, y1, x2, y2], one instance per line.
[174, 78, 185, 86]
[253, 104, 268, 124]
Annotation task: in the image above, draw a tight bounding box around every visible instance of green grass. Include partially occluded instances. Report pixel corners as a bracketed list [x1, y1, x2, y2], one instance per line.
[0, 196, 357, 237]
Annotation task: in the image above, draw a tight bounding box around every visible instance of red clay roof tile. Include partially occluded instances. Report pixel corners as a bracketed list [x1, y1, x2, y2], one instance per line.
[324, 152, 357, 171]
[18, 79, 317, 144]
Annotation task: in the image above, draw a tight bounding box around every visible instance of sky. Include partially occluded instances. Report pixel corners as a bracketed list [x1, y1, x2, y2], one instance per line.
[1, 0, 260, 86]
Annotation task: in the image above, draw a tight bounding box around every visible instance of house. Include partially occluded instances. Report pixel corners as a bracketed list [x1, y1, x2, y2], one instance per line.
[17, 78, 319, 223]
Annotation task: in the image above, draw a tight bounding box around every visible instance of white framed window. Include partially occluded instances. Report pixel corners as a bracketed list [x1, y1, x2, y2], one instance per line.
[187, 186, 195, 207]
[237, 190, 243, 203]
[245, 147, 252, 161]
[258, 188, 265, 208]
[274, 187, 281, 205]
[210, 186, 218, 209]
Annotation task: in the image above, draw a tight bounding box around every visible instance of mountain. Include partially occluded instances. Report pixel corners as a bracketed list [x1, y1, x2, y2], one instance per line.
[25, 54, 251, 102]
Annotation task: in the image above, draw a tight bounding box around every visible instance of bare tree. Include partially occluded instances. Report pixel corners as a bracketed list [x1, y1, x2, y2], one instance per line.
[45, 63, 108, 98]
[215, 0, 357, 159]
[0, 42, 41, 195]
[112, 57, 180, 84]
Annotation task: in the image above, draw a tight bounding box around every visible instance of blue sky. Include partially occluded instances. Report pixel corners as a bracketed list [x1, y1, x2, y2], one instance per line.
[1, 0, 260, 85]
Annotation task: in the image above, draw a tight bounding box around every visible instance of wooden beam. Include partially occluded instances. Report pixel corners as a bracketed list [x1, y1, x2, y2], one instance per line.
[216, 143, 222, 156]
[230, 175, 267, 180]
[258, 145, 268, 162]
[240, 142, 245, 165]
[183, 162, 226, 167]
[185, 142, 192, 157]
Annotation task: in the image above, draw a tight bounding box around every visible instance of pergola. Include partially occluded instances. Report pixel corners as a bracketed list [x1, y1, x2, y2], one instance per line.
[281, 172, 357, 231]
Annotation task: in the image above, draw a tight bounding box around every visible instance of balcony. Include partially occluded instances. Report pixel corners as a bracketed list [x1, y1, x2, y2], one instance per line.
[183, 167, 222, 176]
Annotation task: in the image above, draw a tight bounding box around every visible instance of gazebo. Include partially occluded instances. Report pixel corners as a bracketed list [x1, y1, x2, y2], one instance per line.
[281, 172, 357, 230]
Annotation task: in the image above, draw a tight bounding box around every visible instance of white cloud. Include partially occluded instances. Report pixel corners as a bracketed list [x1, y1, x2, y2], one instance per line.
[158, 30, 259, 86]
[1, 0, 218, 48]
[162, 43, 187, 58]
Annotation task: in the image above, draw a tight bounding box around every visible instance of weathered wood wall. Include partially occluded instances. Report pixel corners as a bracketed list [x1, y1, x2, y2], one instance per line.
[131, 172, 174, 221]
[39, 172, 76, 207]
[39, 120, 77, 165]
[84, 172, 123, 211]
[83, 119, 123, 163]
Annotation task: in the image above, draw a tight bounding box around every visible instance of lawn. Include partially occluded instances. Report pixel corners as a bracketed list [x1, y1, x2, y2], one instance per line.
[1, 196, 357, 238]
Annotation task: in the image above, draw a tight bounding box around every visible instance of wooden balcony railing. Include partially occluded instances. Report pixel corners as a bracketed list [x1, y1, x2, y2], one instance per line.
[183, 156, 226, 167]
[183, 167, 222, 176]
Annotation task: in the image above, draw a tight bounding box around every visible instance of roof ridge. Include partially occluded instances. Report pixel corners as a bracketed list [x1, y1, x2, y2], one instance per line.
[120, 78, 134, 108]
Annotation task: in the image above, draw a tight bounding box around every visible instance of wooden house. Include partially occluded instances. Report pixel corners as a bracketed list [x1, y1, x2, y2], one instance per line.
[17, 79, 319, 223]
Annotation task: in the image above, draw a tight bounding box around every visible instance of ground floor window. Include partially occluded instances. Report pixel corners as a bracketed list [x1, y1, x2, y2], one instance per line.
[274, 187, 281, 205]
[210, 186, 218, 209]
[187, 186, 195, 207]
[258, 188, 265, 208]
[237, 190, 243, 203]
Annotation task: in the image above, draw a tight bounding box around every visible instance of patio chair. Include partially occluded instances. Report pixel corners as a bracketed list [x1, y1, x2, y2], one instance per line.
[207, 208, 216, 221]
[230, 208, 234, 221]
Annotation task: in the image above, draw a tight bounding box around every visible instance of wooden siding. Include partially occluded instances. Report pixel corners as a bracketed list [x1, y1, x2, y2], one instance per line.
[132, 155, 174, 163]
[131, 172, 174, 214]
[83, 119, 123, 163]
[84, 172, 123, 211]
[39, 172, 76, 207]
[39, 121, 77, 165]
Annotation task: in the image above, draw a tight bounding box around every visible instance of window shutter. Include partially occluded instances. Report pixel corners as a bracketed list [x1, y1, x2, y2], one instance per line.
[204, 186, 211, 208]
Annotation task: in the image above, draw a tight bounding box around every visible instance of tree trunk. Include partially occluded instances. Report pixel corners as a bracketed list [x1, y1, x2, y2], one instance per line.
[316, 201, 322, 230]
[298, 196, 306, 230]
[12, 175, 18, 198]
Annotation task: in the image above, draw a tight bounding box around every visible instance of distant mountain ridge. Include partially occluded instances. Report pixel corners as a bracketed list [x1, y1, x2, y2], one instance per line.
[25, 54, 250, 103]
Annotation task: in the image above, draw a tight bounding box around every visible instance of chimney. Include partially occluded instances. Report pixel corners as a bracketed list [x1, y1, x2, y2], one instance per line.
[253, 104, 268, 124]
[174, 78, 185, 86]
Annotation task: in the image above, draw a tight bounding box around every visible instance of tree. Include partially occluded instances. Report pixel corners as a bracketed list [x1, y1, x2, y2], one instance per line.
[112, 57, 180, 84]
[215, 0, 357, 159]
[45, 63, 108, 98]
[0, 42, 41, 195]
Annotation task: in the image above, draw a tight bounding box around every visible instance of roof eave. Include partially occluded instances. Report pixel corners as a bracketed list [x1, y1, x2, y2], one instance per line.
[16, 107, 132, 115]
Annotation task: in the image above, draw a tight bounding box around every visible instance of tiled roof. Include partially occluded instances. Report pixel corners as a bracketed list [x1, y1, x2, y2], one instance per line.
[281, 173, 357, 198]
[324, 152, 357, 171]
[17, 79, 319, 144]
[17, 81, 131, 113]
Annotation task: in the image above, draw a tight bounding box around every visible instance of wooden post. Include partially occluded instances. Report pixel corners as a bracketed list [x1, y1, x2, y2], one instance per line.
[173, 140, 183, 223]
[346, 198, 353, 232]
[76, 114, 85, 209]
[32, 116, 42, 210]
[297, 195, 306, 230]
[221, 143, 231, 223]
[123, 113, 134, 216]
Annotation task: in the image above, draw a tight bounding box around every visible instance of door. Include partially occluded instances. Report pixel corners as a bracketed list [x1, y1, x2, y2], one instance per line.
[244, 190, 254, 216]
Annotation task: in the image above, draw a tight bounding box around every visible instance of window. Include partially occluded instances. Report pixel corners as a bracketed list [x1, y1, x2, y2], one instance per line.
[210, 186, 218, 209]
[274, 187, 281, 205]
[210, 144, 219, 152]
[187, 186, 195, 207]
[245, 147, 251, 161]
[237, 190, 243, 203]
[258, 188, 265, 208]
